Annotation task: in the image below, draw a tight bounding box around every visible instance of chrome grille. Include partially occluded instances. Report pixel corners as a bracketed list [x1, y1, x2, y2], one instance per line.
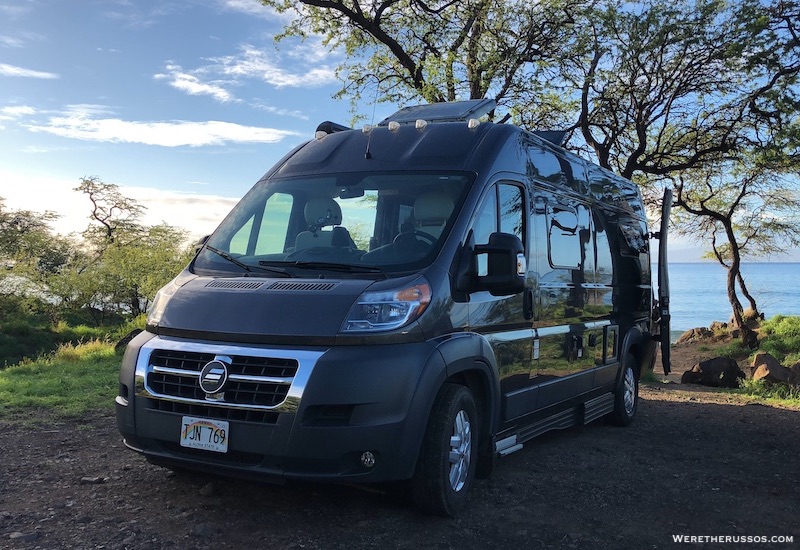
[145, 349, 298, 410]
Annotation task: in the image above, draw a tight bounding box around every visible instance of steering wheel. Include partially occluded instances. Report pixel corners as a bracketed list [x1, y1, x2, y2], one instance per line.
[393, 230, 436, 251]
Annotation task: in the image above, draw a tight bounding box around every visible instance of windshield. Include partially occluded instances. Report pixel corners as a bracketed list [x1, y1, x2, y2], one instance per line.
[193, 172, 472, 277]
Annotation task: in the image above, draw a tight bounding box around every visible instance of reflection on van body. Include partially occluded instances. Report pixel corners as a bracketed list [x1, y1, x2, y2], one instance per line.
[116, 99, 668, 517]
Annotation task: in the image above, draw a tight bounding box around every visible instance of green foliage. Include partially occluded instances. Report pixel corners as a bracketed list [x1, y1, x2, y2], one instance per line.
[0, 177, 173, 364]
[757, 316, 800, 363]
[713, 339, 750, 360]
[261, 0, 583, 127]
[736, 378, 800, 406]
[0, 340, 118, 419]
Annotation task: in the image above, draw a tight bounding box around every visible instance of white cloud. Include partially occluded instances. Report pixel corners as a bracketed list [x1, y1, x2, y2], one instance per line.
[212, 44, 338, 88]
[26, 108, 300, 147]
[0, 3, 35, 18]
[219, 0, 285, 20]
[0, 105, 36, 119]
[0, 63, 58, 79]
[252, 102, 309, 120]
[154, 63, 236, 103]
[0, 35, 25, 48]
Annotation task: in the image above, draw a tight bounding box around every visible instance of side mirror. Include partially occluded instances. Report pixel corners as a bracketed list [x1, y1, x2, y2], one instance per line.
[473, 232, 526, 296]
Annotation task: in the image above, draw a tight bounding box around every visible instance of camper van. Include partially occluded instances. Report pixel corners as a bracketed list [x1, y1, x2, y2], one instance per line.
[116, 99, 671, 516]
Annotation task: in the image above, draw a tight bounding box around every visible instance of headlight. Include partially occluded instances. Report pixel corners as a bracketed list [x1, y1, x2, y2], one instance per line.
[341, 277, 432, 333]
[146, 271, 196, 326]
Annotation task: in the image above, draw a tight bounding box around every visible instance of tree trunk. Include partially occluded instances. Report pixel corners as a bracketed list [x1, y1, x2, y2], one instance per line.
[721, 221, 759, 348]
[735, 270, 760, 318]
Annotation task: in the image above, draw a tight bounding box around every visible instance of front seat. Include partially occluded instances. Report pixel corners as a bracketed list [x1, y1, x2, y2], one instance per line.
[294, 198, 354, 251]
[413, 192, 454, 239]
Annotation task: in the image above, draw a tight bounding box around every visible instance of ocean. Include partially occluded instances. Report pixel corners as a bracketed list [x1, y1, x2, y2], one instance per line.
[664, 263, 800, 335]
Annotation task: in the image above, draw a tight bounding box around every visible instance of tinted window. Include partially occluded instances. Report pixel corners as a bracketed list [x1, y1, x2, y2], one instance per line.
[499, 184, 524, 240]
[548, 204, 580, 270]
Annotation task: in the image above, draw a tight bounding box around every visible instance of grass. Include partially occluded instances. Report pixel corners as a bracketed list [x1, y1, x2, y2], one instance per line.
[0, 340, 119, 421]
[0, 315, 145, 369]
[735, 378, 800, 407]
[757, 315, 800, 365]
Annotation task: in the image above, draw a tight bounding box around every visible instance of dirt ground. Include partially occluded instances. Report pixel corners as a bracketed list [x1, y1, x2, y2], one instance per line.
[2, 340, 799, 550]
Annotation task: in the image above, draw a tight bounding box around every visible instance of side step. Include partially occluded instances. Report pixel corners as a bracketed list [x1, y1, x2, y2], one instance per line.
[494, 393, 616, 457]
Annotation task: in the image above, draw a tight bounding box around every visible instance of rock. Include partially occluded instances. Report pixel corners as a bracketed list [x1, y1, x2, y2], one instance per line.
[80, 476, 106, 485]
[789, 362, 800, 386]
[9, 532, 39, 542]
[681, 357, 745, 388]
[199, 482, 216, 497]
[676, 327, 712, 344]
[709, 321, 728, 332]
[752, 352, 793, 385]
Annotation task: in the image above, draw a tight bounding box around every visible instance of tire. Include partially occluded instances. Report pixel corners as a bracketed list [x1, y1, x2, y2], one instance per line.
[411, 383, 478, 517]
[608, 353, 639, 427]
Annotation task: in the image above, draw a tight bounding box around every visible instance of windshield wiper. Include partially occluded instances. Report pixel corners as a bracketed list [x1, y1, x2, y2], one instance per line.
[293, 261, 387, 278]
[259, 260, 387, 278]
[206, 245, 291, 277]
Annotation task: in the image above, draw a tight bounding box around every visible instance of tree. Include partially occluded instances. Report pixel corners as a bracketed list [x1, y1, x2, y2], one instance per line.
[75, 175, 145, 247]
[261, 0, 587, 126]
[667, 150, 800, 346]
[47, 178, 194, 321]
[565, 0, 799, 179]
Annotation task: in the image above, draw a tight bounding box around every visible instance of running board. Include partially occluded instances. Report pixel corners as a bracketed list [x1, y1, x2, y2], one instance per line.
[494, 393, 616, 456]
[583, 393, 615, 424]
[495, 435, 524, 457]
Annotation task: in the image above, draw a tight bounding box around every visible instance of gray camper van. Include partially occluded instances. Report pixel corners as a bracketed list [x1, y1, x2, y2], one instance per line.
[116, 99, 671, 516]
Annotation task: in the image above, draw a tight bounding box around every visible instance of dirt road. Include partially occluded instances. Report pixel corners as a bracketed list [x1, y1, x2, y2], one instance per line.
[2, 378, 798, 550]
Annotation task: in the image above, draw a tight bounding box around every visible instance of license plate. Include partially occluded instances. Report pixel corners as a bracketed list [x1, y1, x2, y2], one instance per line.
[180, 416, 229, 453]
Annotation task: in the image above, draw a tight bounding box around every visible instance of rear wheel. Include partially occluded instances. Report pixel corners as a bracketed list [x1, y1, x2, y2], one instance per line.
[411, 383, 477, 516]
[608, 353, 639, 427]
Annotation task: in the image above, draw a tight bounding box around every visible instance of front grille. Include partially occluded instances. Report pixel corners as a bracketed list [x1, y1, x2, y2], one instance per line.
[145, 399, 279, 424]
[145, 349, 299, 416]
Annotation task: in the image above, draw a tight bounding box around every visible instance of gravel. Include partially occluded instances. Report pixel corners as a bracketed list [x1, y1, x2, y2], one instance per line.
[2, 380, 798, 549]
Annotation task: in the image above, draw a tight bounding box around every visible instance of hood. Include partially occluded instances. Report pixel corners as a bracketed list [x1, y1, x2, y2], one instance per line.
[154, 277, 374, 344]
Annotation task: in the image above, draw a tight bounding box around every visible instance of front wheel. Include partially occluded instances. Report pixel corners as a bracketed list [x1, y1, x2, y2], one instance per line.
[411, 383, 478, 516]
[607, 353, 639, 427]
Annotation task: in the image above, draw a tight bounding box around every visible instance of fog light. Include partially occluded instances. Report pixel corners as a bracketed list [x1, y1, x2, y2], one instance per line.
[360, 451, 376, 468]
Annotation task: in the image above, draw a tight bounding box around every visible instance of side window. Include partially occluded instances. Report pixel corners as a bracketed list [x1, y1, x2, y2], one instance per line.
[527, 144, 564, 184]
[499, 184, 524, 241]
[471, 182, 524, 275]
[472, 189, 497, 246]
[229, 216, 254, 255]
[229, 192, 294, 255]
[547, 204, 580, 270]
[593, 213, 613, 284]
[255, 193, 293, 254]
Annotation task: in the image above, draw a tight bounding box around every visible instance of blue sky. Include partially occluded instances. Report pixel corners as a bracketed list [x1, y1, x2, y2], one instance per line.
[0, 0, 399, 238]
[1, 0, 793, 262]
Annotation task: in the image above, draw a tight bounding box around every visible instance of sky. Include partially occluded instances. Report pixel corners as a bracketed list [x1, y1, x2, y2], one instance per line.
[0, 0, 395, 240]
[0, 0, 792, 262]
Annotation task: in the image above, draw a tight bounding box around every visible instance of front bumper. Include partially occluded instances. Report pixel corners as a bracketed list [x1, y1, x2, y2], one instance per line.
[116, 332, 443, 483]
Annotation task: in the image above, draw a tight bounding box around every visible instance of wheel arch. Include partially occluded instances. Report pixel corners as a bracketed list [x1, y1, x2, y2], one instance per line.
[619, 324, 649, 382]
[399, 333, 501, 480]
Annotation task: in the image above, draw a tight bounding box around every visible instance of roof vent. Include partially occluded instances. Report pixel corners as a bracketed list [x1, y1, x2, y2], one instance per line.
[533, 130, 568, 147]
[379, 99, 497, 126]
[315, 120, 351, 136]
